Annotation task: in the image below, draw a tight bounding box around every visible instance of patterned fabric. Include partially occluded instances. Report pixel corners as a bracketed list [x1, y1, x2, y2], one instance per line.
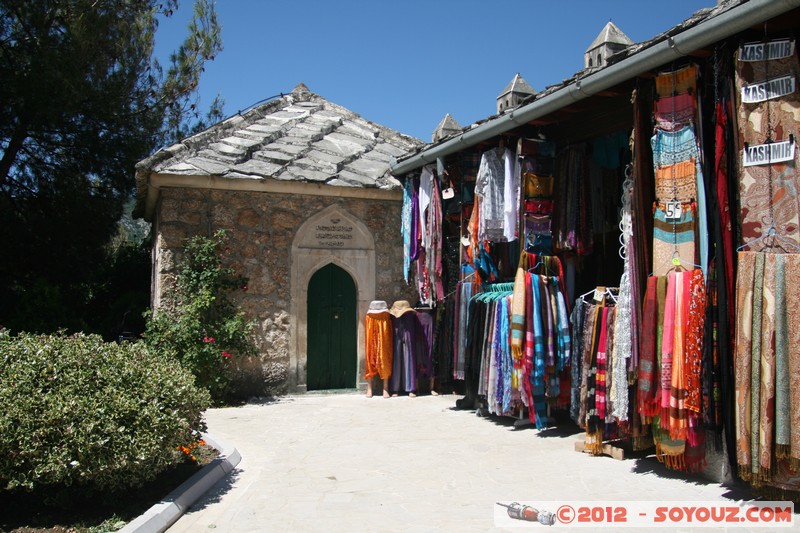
[510, 254, 527, 360]
[638, 276, 660, 419]
[655, 64, 698, 97]
[668, 271, 689, 441]
[775, 254, 790, 456]
[655, 159, 697, 202]
[758, 253, 777, 481]
[365, 312, 394, 380]
[685, 269, 706, 414]
[785, 254, 800, 468]
[476, 148, 511, 242]
[652, 203, 697, 276]
[750, 253, 765, 480]
[570, 299, 587, 424]
[735, 47, 800, 251]
[611, 269, 631, 421]
[415, 309, 435, 379]
[655, 93, 697, 131]
[401, 178, 413, 282]
[703, 263, 722, 432]
[735, 251, 756, 479]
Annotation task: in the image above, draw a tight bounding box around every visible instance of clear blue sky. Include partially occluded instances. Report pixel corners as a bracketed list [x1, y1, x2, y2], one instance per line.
[156, 1, 713, 142]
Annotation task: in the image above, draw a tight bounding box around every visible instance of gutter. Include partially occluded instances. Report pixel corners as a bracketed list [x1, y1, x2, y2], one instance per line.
[390, 0, 800, 176]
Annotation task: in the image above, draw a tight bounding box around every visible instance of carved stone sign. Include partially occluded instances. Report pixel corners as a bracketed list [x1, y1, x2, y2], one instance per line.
[313, 218, 354, 248]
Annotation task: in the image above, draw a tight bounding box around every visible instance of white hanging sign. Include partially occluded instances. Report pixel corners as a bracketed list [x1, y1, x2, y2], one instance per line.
[741, 75, 796, 103]
[740, 39, 795, 62]
[742, 140, 796, 167]
[665, 201, 683, 221]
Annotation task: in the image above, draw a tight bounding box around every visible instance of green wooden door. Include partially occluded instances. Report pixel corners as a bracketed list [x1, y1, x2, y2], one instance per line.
[307, 263, 357, 390]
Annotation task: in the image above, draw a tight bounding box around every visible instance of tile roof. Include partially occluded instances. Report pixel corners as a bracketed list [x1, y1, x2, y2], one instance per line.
[135, 83, 423, 208]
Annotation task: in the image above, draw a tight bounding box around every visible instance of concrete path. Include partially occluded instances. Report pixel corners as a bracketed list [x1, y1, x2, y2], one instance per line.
[166, 392, 782, 533]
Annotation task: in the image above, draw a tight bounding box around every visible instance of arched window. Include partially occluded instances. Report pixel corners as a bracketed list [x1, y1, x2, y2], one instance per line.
[588, 57, 593, 67]
[597, 53, 602, 65]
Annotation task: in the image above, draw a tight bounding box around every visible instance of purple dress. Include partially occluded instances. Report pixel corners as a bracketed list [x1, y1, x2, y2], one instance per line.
[390, 312, 418, 393]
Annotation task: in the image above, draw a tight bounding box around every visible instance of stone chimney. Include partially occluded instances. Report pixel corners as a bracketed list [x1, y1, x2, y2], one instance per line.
[432, 113, 462, 143]
[497, 73, 536, 114]
[585, 21, 633, 69]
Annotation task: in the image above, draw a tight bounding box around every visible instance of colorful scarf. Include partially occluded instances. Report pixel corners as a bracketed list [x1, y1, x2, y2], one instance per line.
[655, 92, 697, 131]
[660, 272, 678, 420]
[685, 269, 705, 413]
[669, 271, 689, 441]
[638, 276, 660, 418]
[652, 202, 698, 276]
[510, 254, 528, 361]
[703, 259, 722, 439]
[775, 254, 790, 459]
[530, 275, 547, 428]
[401, 178, 413, 282]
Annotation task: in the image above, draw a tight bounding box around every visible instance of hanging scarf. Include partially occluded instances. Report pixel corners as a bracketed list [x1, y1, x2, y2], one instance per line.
[703, 259, 722, 443]
[523, 272, 535, 414]
[611, 268, 632, 421]
[734, 251, 756, 480]
[784, 254, 800, 470]
[669, 271, 689, 441]
[365, 311, 394, 380]
[685, 269, 705, 414]
[775, 254, 791, 460]
[660, 272, 678, 420]
[530, 275, 547, 428]
[750, 252, 765, 481]
[587, 305, 609, 452]
[758, 253, 777, 483]
[638, 276, 660, 418]
[401, 178, 413, 282]
[570, 299, 587, 424]
[510, 253, 528, 361]
[579, 302, 598, 429]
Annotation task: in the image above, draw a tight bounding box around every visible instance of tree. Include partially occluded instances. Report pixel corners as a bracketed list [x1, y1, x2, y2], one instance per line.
[0, 0, 222, 334]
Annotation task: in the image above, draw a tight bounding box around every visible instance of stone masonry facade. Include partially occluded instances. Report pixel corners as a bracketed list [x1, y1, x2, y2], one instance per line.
[154, 187, 417, 397]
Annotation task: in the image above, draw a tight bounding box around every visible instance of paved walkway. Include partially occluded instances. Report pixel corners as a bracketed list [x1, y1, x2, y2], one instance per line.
[167, 392, 782, 533]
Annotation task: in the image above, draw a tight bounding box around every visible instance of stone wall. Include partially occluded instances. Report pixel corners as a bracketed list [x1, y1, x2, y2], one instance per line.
[154, 187, 417, 397]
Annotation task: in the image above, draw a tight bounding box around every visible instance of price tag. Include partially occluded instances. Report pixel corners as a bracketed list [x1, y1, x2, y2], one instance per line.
[593, 287, 605, 302]
[665, 201, 682, 221]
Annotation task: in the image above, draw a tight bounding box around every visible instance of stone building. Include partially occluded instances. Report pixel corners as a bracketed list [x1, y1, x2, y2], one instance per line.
[134, 83, 423, 396]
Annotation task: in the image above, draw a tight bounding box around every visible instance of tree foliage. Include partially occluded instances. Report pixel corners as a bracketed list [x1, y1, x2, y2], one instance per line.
[0, 0, 222, 334]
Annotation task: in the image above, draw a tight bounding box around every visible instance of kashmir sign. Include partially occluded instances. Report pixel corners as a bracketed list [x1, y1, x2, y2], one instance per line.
[741, 75, 796, 104]
[742, 140, 796, 167]
[739, 39, 795, 62]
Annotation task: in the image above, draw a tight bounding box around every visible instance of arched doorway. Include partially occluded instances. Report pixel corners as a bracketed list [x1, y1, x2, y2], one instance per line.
[306, 263, 357, 390]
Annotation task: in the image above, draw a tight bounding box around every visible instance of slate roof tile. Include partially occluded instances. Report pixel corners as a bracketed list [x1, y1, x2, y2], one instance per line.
[136, 84, 424, 203]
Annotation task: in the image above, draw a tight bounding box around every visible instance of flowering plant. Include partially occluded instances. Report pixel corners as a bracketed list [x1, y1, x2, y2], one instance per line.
[144, 229, 255, 403]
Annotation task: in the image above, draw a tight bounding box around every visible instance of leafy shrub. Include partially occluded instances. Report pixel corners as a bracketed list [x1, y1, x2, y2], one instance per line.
[0, 330, 210, 496]
[144, 229, 255, 403]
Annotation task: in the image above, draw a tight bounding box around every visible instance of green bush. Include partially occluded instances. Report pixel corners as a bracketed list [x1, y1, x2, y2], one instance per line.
[144, 229, 255, 404]
[0, 330, 210, 495]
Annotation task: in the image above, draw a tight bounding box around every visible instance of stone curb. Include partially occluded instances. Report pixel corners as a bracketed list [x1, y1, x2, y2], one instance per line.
[119, 434, 241, 533]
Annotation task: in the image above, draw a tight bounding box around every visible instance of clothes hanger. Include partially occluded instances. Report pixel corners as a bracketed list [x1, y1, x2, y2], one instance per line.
[736, 225, 800, 253]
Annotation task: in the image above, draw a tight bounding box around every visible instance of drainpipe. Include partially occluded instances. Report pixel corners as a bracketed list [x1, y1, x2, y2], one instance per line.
[390, 0, 800, 177]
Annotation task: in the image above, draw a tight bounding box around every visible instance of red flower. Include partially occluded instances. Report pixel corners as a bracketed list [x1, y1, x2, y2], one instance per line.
[203, 336, 215, 343]
[221, 351, 232, 359]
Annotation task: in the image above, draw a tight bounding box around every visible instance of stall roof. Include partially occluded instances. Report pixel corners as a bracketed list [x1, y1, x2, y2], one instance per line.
[390, 0, 800, 177]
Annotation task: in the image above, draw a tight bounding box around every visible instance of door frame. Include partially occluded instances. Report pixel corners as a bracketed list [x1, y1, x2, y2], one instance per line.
[290, 205, 375, 393]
